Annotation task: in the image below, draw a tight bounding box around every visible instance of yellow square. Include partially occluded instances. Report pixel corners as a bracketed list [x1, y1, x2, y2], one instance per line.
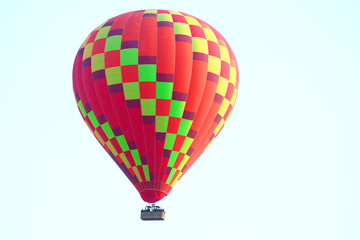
[106, 141, 118, 156]
[119, 153, 131, 169]
[220, 45, 230, 63]
[174, 22, 191, 36]
[218, 99, 230, 116]
[178, 155, 189, 171]
[185, 16, 201, 26]
[216, 77, 229, 96]
[204, 28, 218, 43]
[83, 42, 94, 59]
[208, 55, 221, 75]
[91, 53, 105, 72]
[192, 37, 208, 54]
[169, 10, 182, 15]
[105, 67, 122, 85]
[132, 167, 143, 182]
[229, 66, 237, 85]
[94, 130, 105, 145]
[144, 9, 157, 14]
[214, 119, 225, 135]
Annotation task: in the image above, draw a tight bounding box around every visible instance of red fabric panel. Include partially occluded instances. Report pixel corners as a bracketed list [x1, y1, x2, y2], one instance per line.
[189, 80, 218, 132]
[182, 60, 208, 113]
[105, 51, 120, 68]
[138, 14, 157, 56]
[155, 21, 175, 182]
[172, 41, 193, 93]
[156, 25, 175, 74]
[121, 11, 143, 42]
[120, 11, 147, 182]
[139, 82, 156, 98]
[156, 99, 171, 116]
[111, 12, 132, 29]
[81, 63, 103, 117]
[121, 65, 139, 83]
[93, 77, 121, 131]
[167, 117, 182, 134]
[92, 38, 106, 55]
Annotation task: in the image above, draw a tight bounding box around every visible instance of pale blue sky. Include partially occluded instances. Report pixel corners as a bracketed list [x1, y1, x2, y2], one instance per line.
[0, 0, 359, 239]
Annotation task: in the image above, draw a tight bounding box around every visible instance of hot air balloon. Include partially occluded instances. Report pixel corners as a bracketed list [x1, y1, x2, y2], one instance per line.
[73, 9, 239, 220]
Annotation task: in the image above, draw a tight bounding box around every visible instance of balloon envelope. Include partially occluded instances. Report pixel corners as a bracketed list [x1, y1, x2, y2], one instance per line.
[73, 9, 239, 203]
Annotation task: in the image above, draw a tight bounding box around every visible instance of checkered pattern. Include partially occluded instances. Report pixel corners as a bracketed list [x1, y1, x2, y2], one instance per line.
[73, 9, 239, 203]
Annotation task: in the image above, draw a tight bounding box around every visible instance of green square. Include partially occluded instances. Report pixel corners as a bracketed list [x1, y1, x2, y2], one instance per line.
[168, 151, 179, 168]
[139, 65, 156, 82]
[95, 26, 111, 40]
[142, 165, 150, 181]
[164, 133, 176, 150]
[178, 119, 192, 136]
[174, 22, 191, 35]
[123, 82, 140, 100]
[105, 36, 122, 52]
[130, 150, 142, 165]
[121, 48, 138, 66]
[91, 53, 105, 72]
[101, 122, 115, 139]
[156, 82, 173, 99]
[77, 100, 86, 118]
[140, 99, 156, 115]
[88, 111, 100, 128]
[116, 135, 129, 151]
[156, 116, 169, 132]
[157, 13, 173, 22]
[169, 100, 186, 118]
[180, 137, 193, 153]
[105, 67, 122, 85]
[166, 168, 177, 184]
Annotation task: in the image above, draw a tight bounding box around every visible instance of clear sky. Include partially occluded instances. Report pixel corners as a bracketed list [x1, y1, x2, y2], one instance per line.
[0, 0, 359, 239]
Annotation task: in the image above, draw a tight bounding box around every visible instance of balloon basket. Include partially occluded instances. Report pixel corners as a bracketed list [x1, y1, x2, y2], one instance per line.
[140, 204, 165, 221]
